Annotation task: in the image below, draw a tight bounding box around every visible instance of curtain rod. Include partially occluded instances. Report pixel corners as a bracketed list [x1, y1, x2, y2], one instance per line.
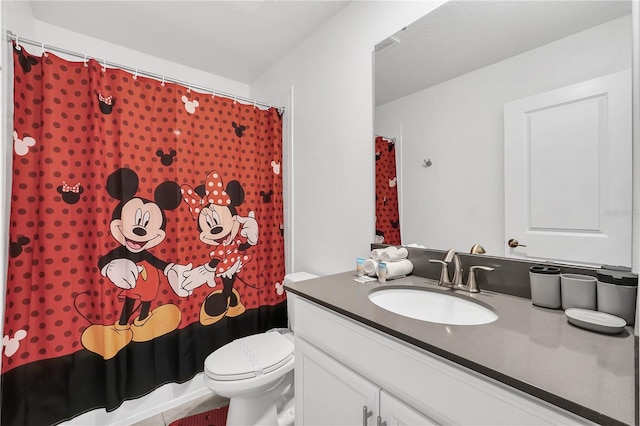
[6, 31, 284, 113]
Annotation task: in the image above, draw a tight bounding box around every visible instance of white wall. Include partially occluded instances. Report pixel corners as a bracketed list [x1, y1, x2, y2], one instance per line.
[251, 1, 444, 276]
[376, 15, 631, 256]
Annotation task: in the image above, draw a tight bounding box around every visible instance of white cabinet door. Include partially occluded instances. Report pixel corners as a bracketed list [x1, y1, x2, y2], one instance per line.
[504, 70, 631, 266]
[379, 391, 438, 426]
[295, 338, 380, 425]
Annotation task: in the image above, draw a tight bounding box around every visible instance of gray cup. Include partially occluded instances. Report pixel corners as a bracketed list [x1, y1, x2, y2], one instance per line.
[597, 267, 638, 325]
[561, 273, 597, 310]
[529, 266, 561, 309]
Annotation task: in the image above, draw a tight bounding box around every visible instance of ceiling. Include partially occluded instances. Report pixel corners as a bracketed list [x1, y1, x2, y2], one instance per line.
[26, 1, 633, 104]
[375, 0, 632, 106]
[27, 0, 351, 85]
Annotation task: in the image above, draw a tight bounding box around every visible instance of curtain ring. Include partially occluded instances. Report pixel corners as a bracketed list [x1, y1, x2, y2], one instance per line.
[233, 95, 237, 105]
[161, 75, 165, 86]
[211, 90, 216, 99]
[101, 59, 106, 72]
[253, 100, 257, 109]
[41, 42, 48, 57]
[15, 35, 20, 50]
[187, 83, 191, 93]
[83, 54, 88, 68]
[133, 68, 138, 80]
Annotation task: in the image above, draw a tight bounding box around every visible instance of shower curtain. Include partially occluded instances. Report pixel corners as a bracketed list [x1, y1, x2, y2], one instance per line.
[375, 136, 401, 245]
[2, 45, 287, 426]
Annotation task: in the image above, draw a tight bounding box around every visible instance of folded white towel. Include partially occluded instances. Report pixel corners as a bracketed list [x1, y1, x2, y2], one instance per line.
[378, 246, 408, 262]
[370, 246, 408, 262]
[378, 259, 414, 280]
[364, 258, 378, 276]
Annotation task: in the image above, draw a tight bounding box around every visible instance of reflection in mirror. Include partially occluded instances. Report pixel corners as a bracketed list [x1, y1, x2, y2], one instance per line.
[375, 135, 401, 246]
[374, 0, 633, 267]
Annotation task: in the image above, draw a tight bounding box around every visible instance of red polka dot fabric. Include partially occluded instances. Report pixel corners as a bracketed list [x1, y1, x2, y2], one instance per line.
[4, 45, 285, 372]
[375, 136, 401, 245]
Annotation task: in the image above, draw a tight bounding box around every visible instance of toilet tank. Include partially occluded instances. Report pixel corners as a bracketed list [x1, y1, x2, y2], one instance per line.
[284, 272, 318, 331]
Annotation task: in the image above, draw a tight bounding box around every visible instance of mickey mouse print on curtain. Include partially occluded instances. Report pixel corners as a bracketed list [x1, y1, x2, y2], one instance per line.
[375, 136, 401, 245]
[3, 44, 287, 426]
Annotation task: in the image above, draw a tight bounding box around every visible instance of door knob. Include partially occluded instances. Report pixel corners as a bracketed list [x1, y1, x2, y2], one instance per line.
[507, 238, 527, 248]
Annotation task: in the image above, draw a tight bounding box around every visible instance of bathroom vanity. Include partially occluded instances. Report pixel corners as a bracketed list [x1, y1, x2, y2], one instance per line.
[285, 272, 637, 426]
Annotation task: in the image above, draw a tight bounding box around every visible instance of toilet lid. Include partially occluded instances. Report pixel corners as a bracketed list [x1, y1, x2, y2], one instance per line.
[205, 332, 294, 381]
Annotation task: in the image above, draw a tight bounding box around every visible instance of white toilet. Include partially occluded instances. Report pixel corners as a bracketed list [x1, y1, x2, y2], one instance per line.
[203, 272, 318, 426]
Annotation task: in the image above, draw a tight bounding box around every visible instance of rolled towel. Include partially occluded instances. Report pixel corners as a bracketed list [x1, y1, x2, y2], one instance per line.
[370, 246, 408, 261]
[404, 243, 426, 249]
[378, 246, 409, 262]
[364, 258, 378, 276]
[378, 259, 414, 280]
[370, 248, 385, 261]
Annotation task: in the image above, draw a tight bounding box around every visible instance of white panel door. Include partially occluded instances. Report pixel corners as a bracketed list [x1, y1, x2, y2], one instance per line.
[295, 338, 380, 425]
[504, 70, 631, 266]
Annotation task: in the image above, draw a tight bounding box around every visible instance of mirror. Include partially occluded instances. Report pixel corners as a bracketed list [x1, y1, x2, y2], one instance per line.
[374, 0, 633, 266]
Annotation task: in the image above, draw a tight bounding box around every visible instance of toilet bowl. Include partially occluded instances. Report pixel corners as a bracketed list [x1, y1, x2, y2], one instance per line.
[204, 272, 318, 426]
[204, 331, 294, 426]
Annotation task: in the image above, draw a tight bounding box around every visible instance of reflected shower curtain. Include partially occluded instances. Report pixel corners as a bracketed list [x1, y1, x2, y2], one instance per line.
[2, 45, 287, 426]
[375, 136, 401, 245]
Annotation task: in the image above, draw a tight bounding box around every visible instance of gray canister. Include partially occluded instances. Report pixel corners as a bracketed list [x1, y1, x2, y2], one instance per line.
[561, 273, 597, 310]
[596, 266, 638, 325]
[529, 266, 562, 309]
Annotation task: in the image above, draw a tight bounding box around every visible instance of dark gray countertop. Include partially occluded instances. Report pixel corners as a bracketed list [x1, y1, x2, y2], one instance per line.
[285, 271, 638, 426]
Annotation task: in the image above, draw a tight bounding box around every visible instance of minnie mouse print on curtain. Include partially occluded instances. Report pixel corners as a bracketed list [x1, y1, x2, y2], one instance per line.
[3, 44, 287, 426]
[375, 136, 401, 245]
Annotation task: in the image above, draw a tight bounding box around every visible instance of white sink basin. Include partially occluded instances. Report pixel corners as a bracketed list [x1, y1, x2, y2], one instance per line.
[368, 287, 498, 325]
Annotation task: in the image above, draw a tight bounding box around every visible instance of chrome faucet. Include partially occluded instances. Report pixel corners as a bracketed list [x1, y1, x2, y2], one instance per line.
[429, 249, 494, 292]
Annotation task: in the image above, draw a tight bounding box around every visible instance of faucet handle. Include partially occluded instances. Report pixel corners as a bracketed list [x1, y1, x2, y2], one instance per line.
[465, 265, 494, 293]
[428, 259, 452, 287]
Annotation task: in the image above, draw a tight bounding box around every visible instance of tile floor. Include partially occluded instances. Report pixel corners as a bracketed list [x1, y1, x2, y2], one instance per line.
[131, 394, 229, 426]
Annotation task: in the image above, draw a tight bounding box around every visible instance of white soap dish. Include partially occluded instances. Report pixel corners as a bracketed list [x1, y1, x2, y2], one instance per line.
[564, 308, 626, 334]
